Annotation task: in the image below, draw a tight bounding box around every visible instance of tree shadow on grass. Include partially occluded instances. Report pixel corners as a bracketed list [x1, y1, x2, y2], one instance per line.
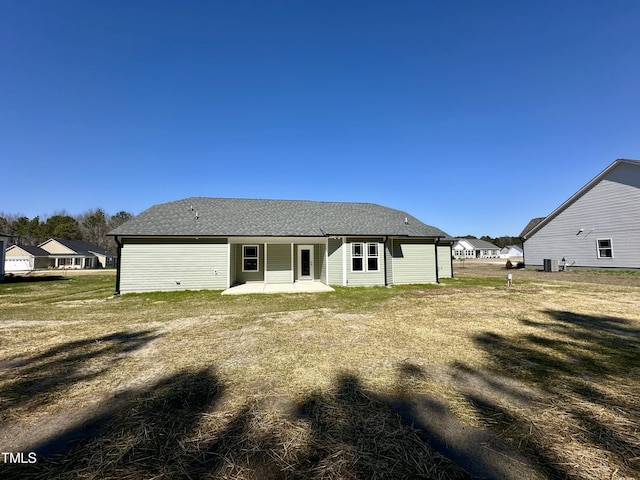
[0, 330, 160, 415]
[1, 275, 69, 284]
[186, 372, 468, 480]
[1, 368, 223, 480]
[455, 310, 640, 478]
[0, 367, 538, 480]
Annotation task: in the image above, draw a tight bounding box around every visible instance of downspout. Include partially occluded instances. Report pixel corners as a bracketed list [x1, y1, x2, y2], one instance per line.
[434, 237, 441, 284]
[114, 237, 122, 295]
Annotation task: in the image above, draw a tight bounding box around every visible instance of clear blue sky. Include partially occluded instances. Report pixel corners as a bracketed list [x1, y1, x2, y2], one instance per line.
[2, 1, 639, 237]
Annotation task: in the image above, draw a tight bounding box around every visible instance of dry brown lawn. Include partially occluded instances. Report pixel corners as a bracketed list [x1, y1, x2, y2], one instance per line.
[0, 264, 639, 479]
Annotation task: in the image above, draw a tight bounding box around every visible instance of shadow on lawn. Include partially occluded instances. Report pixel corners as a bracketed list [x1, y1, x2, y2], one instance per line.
[4, 310, 637, 479]
[0, 330, 159, 414]
[3, 370, 471, 480]
[455, 310, 640, 479]
[1, 274, 70, 284]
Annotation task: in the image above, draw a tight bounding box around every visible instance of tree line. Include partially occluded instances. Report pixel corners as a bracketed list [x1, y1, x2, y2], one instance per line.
[0, 209, 133, 252]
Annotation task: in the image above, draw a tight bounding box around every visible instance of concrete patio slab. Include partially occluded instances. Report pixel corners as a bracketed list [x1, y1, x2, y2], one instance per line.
[221, 282, 335, 295]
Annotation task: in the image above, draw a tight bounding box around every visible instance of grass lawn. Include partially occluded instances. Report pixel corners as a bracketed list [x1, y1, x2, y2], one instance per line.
[0, 267, 639, 479]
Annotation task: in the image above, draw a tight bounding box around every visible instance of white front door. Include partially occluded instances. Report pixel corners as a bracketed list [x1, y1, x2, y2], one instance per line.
[297, 245, 314, 281]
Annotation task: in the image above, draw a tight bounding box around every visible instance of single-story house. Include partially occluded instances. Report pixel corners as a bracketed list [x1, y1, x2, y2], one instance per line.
[38, 239, 117, 269]
[452, 238, 501, 259]
[499, 245, 523, 259]
[5, 245, 51, 272]
[520, 158, 640, 269]
[0, 232, 10, 281]
[108, 197, 454, 294]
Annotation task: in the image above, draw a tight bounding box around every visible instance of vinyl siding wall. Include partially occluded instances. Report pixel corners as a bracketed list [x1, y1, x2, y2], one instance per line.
[266, 244, 292, 284]
[390, 239, 437, 284]
[120, 238, 228, 293]
[437, 244, 453, 278]
[317, 243, 327, 283]
[525, 163, 640, 269]
[234, 244, 265, 283]
[345, 238, 385, 286]
[327, 238, 344, 286]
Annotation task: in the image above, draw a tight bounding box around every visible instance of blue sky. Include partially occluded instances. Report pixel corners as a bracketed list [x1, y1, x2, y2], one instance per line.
[2, 1, 639, 237]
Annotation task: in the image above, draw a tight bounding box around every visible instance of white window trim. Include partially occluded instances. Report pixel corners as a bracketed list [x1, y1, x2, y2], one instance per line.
[351, 242, 380, 273]
[242, 245, 260, 272]
[596, 238, 614, 259]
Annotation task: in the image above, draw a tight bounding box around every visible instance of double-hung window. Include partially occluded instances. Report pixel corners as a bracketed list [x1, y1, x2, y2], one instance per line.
[352, 242, 379, 272]
[597, 239, 613, 258]
[243, 245, 259, 271]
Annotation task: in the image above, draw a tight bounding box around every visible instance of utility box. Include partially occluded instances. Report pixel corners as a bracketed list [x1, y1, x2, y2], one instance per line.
[543, 259, 559, 272]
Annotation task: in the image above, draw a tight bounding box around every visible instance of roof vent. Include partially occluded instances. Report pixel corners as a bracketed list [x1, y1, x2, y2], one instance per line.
[404, 217, 409, 225]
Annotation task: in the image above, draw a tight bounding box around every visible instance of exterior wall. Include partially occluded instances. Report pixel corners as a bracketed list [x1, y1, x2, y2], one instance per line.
[452, 240, 475, 259]
[390, 238, 437, 284]
[476, 248, 500, 259]
[345, 237, 385, 286]
[384, 240, 394, 284]
[39, 240, 75, 255]
[327, 238, 343, 286]
[524, 163, 640, 269]
[119, 238, 228, 293]
[437, 244, 453, 279]
[316, 243, 326, 283]
[234, 244, 265, 283]
[266, 244, 292, 284]
[95, 254, 116, 268]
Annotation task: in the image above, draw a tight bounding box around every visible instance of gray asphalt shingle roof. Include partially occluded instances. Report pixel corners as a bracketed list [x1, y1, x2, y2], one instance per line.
[13, 245, 50, 257]
[460, 238, 500, 249]
[109, 197, 451, 239]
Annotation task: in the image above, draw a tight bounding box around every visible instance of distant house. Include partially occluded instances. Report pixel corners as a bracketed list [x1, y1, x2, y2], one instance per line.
[520, 159, 640, 269]
[452, 238, 501, 259]
[4, 239, 116, 272]
[499, 245, 523, 259]
[0, 232, 10, 280]
[38, 239, 117, 269]
[108, 197, 454, 294]
[5, 245, 50, 272]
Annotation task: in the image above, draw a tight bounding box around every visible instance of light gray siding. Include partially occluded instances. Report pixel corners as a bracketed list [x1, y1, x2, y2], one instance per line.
[120, 239, 228, 293]
[266, 244, 292, 284]
[317, 243, 327, 283]
[390, 239, 437, 284]
[235, 244, 265, 283]
[328, 238, 343, 286]
[525, 163, 640, 269]
[345, 238, 385, 286]
[437, 244, 453, 279]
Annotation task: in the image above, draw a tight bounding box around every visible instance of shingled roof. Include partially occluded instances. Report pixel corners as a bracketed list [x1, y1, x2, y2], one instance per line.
[109, 197, 451, 239]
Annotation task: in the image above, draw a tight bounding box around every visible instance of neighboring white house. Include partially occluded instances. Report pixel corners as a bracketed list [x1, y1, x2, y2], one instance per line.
[521, 159, 640, 269]
[499, 245, 523, 259]
[452, 238, 501, 259]
[5, 245, 50, 272]
[0, 233, 10, 281]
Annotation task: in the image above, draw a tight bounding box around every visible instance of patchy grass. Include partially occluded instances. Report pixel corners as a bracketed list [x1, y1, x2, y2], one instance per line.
[0, 271, 639, 479]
